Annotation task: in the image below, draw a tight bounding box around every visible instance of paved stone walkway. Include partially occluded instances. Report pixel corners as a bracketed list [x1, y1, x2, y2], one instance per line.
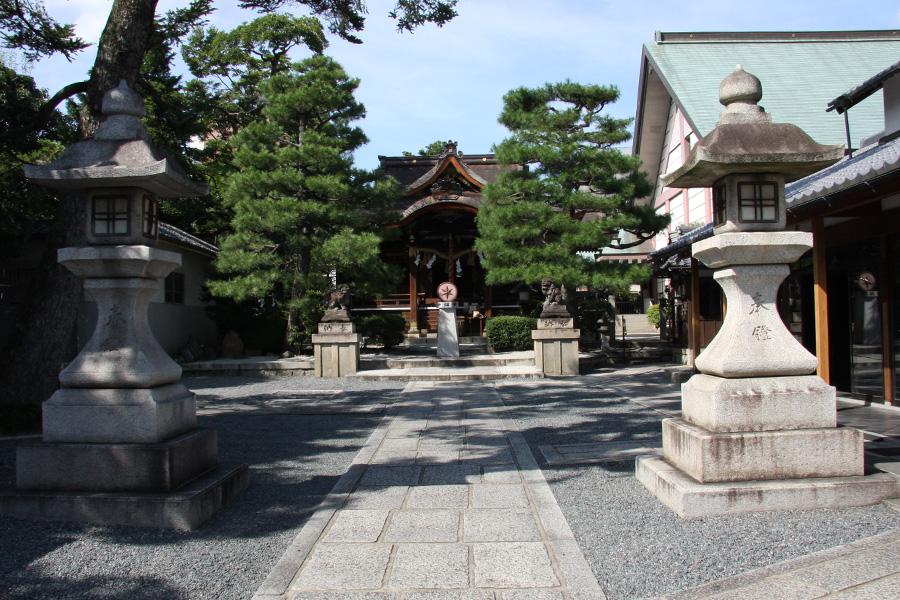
[252, 380, 605, 600]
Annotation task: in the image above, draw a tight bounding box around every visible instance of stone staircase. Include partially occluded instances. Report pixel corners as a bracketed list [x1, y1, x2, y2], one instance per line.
[348, 351, 543, 382]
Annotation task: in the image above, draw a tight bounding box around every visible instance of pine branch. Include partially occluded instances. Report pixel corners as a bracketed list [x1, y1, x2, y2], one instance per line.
[0, 80, 88, 144]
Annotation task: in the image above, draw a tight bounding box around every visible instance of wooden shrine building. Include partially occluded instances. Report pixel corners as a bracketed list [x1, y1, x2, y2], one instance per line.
[356, 142, 523, 335]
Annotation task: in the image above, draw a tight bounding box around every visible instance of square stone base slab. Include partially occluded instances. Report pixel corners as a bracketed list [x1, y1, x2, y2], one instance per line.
[682, 374, 836, 432]
[0, 463, 249, 530]
[532, 329, 580, 376]
[663, 418, 864, 483]
[43, 382, 196, 443]
[313, 334, 361, 377]
[636, 455, 900, 518]
[17, 427, 219, 492]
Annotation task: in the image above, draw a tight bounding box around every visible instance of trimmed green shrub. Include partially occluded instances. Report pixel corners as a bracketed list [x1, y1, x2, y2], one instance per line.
[357, 313, 407, 350]
[485, 315, 537, 352]
[646, 304, 661, 328]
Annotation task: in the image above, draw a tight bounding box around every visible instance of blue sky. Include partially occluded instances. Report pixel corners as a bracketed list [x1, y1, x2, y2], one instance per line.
[23, 0, 900, 170]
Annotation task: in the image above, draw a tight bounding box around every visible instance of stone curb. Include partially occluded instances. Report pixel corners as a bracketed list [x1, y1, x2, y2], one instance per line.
[641, 528, 900, 600]
[250, 398, 399, 599]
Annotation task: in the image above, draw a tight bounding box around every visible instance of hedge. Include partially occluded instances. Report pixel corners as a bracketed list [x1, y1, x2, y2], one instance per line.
[485, 315, 538, 352]
[357, 313, 407, 350]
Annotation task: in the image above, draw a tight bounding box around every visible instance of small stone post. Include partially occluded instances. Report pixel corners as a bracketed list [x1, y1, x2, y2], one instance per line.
[313, 284, 361, 377]
[636, 67, 898, 516]
[532, 278, 579, 376]
[0, 82, 248, 529]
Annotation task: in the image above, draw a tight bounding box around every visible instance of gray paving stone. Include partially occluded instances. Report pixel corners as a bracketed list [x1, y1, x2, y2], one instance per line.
[483, 465, 521, 483]
[472, 542, 560, 588]
[290, 593, 393, 600]
[828, 573, 900, 599]
[407, 484, 470, 509]
[389, 543, 470, 589]
[791, 542, 900, 591]
[359, 465, 422, 486]
[344, 486, 409, 510]
[384, 509, 461, 542]
[462, 448, 516, 465]
[472, 483, 530, 508]
[400, 592, 494, 600]
[702, 576, 828, 599]
[293, 543, 391, 590]
[464, 509, 542, 542]
[323, 510, 390, 543]
[380, 438, 420, 452]
[423, 464, 483, 484]
[501, 591, 566, 600]
[370, 450, 418, 465]
[536, 505, 574, 540]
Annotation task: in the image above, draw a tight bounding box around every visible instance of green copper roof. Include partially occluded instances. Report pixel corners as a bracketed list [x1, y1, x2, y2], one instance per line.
[644, 34, 900, 146]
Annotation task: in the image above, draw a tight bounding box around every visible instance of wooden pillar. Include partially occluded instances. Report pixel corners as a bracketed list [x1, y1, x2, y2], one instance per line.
[408, 255, 419, 334]
[690, 257, 701, 368]
[484, 284, 493, 320]
[812, 217, 830, 384]
[880, 235, 894, 405]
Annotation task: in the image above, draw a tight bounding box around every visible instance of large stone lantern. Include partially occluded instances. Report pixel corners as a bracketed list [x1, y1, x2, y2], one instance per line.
[636, 67, 899, 516]
[0, 82, 248, 529]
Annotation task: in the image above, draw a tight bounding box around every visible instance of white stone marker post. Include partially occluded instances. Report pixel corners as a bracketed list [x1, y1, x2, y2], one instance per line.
[636, 67, 899, 517]
[0, 82, 248, 529]
[436, 281, 461, 358]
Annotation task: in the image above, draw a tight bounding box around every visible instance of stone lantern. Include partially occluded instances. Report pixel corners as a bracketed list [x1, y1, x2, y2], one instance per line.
[1, 82, 247, 529]
[636, 67, 899, 516]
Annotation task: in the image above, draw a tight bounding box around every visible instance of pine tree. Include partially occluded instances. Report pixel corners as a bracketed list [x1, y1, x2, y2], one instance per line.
[208, 55, 401, 349]
[476, 81, 668, 292]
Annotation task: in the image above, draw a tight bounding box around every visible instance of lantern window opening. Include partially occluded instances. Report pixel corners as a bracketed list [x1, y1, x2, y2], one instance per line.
[738, 182, 778, 223]
[143, 194, 159, 239]
[713, 184, 727, 226]
[92, 196, 130, 236]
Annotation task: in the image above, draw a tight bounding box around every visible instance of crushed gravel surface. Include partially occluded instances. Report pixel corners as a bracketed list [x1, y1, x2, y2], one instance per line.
[0, 375, 404, 600]
[496, 372, 900, 600]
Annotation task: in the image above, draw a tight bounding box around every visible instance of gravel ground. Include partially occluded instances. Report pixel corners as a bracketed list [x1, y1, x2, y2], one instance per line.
[0, 375, 405, 600]
[496, 372, 900, 600]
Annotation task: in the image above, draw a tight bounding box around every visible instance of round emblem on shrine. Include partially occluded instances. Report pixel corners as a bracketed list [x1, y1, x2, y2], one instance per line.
[437, 281, 458, 302]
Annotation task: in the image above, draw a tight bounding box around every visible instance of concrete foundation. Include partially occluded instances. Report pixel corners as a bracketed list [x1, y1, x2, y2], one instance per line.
[0, 463, 249, 530]
[313, 322, 361, 377]
[662, 418, 864, 483]
[17, 427, 219, 492]
[637, 455, 900, 518]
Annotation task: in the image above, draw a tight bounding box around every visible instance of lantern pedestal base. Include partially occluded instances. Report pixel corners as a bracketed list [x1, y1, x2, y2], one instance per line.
[636, 455, 899, 518]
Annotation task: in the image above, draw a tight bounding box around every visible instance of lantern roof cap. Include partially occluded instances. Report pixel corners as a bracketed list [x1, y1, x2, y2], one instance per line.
[661, 67, 844, 188]
[24, 81, 208, 198]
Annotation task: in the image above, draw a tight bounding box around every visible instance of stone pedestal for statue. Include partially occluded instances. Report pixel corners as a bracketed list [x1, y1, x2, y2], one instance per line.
[532, 316, 580, 376]
[0, 81, 247, 530]
[436, 302, 460, 358]
[636, 233, 899, 516]
[313, 321, 361, 377]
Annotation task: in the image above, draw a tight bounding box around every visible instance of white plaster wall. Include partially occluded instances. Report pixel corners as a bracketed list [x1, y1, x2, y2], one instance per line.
[687, 187, 707, 224]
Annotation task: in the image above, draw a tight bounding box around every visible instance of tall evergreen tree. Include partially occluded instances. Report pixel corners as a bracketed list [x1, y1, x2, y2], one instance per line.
[0, 0, 457, 405]
[475, 81, 668, 292]
[208, 55, 401, 349]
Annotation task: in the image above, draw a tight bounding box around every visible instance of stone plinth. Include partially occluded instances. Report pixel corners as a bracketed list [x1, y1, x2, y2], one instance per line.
[662, 418, 864, 483]
[682, 374, 836, 433]
[437, 302, 460, 358]
[533, 318, 579, 376]
[636, 456, 899, 519]
[17, 427, 218, 492]
[313, 322, 361, 377]
[42, 382, 196, 443]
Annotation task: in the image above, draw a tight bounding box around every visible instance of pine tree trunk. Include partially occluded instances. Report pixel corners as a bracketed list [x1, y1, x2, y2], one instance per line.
[0, 0, 159, 406]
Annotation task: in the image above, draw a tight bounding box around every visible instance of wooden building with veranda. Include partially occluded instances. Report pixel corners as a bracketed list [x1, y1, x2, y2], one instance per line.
[354, 143, 524, 335]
